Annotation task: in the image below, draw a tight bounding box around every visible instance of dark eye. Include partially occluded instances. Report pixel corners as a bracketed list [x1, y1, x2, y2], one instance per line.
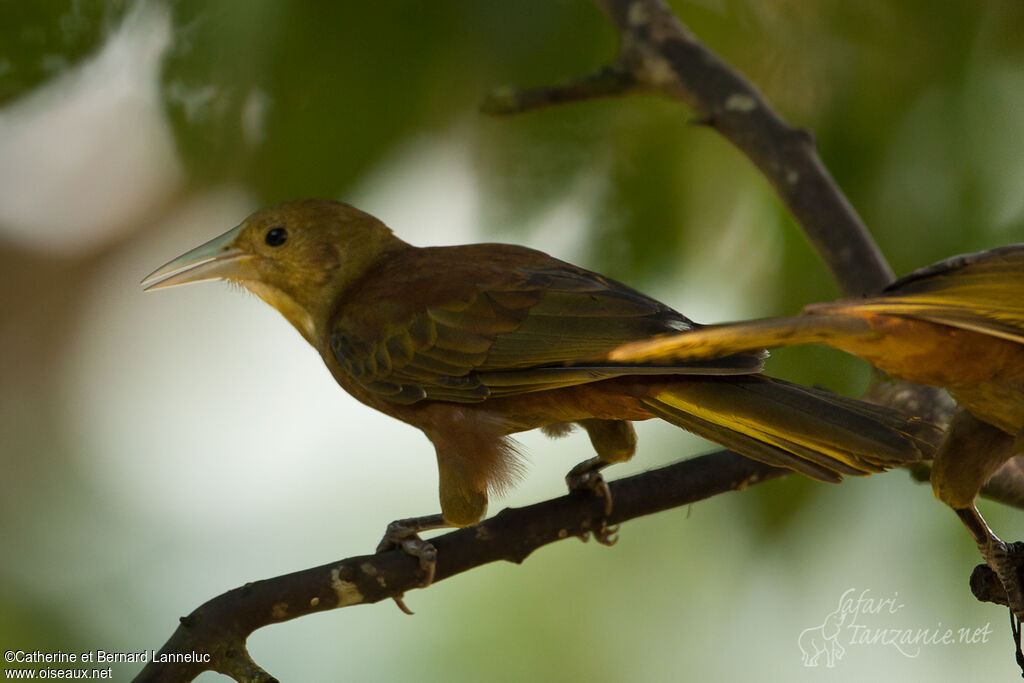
[265, 227, 288, 247]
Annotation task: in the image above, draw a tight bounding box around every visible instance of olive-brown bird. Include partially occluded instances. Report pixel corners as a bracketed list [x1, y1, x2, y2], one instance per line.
[604, 245, 1024, 615]
[141, 199, 934, 569]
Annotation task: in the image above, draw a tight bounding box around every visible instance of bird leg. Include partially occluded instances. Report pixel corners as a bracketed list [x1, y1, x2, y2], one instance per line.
[957, 504, 1024, 674]
[957, 506, 1024, 619]
[931, 411, 1024, 617]
[376, 513, 448, 614]
[565, 456, 619, 546]
[565, 419, 637, 546]
[933, 411, 1024, 672]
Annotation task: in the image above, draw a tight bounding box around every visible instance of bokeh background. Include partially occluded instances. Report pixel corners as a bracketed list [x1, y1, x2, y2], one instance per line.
[2, 1, 1023, 680]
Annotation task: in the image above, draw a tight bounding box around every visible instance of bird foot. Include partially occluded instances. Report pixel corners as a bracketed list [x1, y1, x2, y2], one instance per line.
[971, 538, 1024, 674]
[376, 513, 448, 614]
[566, 458, 614, 516]
[981, 540, 1024, 621]
[592, 520, 620, 546]
[565, 459, 617, 545]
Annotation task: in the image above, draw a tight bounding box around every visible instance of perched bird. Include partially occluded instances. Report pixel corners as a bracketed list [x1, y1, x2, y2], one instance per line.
[142, 199, 934, 573]
[604, 245, 1024, 616]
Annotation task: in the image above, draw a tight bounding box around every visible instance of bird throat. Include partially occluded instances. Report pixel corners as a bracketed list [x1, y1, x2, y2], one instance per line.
[241, 279, 318, 345]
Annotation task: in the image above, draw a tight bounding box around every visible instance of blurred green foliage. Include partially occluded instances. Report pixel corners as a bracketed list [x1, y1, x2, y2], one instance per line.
[0, 0, 130, 103]
[6, 0, 1019, 281]
[2, 0, 1022, 679]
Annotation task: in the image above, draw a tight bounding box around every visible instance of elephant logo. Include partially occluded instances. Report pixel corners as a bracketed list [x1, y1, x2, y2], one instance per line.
[798, 606, 847, 667]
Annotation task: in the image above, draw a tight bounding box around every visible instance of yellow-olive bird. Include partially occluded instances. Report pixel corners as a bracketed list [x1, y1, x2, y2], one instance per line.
[604, 245, 1024, 617]
[142, 199, 936, 581]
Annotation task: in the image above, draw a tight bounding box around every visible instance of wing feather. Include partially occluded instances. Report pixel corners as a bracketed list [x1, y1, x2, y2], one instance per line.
[811, 244, 1024, 344]
[330, 244, 765, 404]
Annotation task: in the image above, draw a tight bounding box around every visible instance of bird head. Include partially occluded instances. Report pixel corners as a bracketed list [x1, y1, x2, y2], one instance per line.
[142, 199, 406, 344]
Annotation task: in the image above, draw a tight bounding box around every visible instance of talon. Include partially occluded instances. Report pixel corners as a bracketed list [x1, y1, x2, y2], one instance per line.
[376, 513, 449, 609]
[566, 457, 621, 545]
[566, 458, 614, 516]
[392, 594, 415, 615]
[594, 521, 619, 546]
[593, 476, 613, 517]
[415, 542, 438, 587]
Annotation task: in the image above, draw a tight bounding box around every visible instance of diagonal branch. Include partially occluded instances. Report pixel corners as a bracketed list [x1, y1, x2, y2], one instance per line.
[135, 4, 963, 681]
[132, 450, 787, 682]
[482, 0, 894, 297]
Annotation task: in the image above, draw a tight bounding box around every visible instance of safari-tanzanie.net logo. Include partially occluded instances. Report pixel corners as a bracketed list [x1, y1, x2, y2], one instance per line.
[797, 588, 992, 667]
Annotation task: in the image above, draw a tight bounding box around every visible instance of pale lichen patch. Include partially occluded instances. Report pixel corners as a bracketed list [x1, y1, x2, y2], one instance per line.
[271, 602, 289, 619]
[628, 1, 650, 26]
[331, 567, 364, 606]
[358, 562, 387, 586]
[724, 93, 757, 112]
[641, 56, 677, 87]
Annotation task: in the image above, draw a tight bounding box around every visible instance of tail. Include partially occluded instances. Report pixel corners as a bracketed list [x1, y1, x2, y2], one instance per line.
[605, 315, 876, 365]
[606, 245, 1024, 365]
[812, 244, 1024, 345]
[644, 376, 940, 482]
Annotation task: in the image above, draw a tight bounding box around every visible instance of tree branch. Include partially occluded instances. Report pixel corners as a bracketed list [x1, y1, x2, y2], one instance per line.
[136, 3, 977, 680]
[480, 63, 636, 115]
[132, 450, 787, 682]
[482, 0, 894, 297]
